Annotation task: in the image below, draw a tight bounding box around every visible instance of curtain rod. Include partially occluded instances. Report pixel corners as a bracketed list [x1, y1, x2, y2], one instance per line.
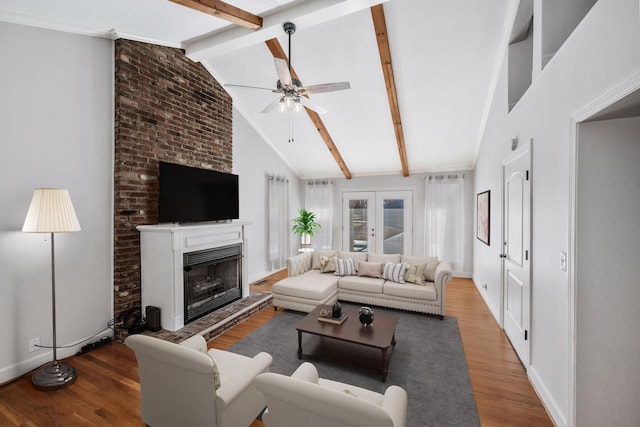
[268, 175, 289, 183]
[427, 173, 465, 180]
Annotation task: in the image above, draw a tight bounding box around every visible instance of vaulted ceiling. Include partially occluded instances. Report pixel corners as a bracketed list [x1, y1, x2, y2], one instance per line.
[0, 0, 514, 179]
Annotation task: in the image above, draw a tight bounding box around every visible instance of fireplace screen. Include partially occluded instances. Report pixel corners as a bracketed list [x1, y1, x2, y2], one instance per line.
[183, 244, 242, 324]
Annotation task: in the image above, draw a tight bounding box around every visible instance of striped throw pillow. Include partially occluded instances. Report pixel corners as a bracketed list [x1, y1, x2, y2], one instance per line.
[335, 257, 356, 276]
[382, 261, 407, 283]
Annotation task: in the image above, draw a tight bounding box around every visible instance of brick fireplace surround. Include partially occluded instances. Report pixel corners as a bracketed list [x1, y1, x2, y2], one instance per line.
[114, 39, 234, 339]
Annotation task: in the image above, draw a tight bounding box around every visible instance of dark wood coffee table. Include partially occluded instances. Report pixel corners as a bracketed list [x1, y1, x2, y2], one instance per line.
[295, 304, 398, 381]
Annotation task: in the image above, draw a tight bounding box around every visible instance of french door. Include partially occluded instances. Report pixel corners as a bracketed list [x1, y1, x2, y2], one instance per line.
[342, 191, 413, 255]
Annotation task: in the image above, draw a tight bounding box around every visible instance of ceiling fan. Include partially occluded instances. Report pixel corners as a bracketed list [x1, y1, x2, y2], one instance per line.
[225, 22, 350, 142]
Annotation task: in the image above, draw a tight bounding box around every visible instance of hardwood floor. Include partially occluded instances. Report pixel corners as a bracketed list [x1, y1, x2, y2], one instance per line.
[0, 272, 553, 426]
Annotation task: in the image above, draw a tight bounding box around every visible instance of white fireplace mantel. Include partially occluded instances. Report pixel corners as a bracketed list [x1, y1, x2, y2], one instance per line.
[137, 221, 251, 331]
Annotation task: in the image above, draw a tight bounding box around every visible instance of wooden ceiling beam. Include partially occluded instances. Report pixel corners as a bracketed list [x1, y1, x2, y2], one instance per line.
[265, 38, 352, 180]
[170, 0, 262, 30]
[371, 4, 409, 177]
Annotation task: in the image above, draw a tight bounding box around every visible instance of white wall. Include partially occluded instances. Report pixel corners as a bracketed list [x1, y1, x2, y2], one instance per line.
[0, 23, 114, 382]
[473, 0, 640, 425]
[323, 171, 474, 276]
[575, 117, 640, 426]
[232, 109, 303, 283]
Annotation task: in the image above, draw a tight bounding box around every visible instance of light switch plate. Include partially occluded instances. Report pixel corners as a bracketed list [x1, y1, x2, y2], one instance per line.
[560, 251, 567, 272]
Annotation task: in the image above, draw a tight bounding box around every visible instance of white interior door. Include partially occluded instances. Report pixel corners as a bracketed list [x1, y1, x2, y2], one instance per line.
[502, 147, 531, 368]
[342, 191, 413, 254]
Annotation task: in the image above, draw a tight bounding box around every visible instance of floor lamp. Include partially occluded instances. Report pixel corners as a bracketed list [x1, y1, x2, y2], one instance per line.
[22, 188, 81, 390]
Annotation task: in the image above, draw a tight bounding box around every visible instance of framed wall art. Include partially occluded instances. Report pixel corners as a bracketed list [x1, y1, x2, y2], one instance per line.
[476, 190, 490, 246]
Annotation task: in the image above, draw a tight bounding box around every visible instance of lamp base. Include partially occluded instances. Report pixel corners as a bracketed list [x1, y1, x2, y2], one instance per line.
[32, 362, 77, 390]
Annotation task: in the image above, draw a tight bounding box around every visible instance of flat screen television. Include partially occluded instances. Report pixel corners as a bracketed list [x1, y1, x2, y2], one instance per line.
[158, 161, 239, 223]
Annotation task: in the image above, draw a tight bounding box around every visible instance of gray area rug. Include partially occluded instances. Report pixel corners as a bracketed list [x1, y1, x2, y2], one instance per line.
[229, 304, 480, 427]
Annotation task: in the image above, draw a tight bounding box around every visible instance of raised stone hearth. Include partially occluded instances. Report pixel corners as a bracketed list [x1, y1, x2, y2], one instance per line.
[139, 291, 272, 344]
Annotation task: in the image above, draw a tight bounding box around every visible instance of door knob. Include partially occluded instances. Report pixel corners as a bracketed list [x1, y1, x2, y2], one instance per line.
[499, 254, 507, 258]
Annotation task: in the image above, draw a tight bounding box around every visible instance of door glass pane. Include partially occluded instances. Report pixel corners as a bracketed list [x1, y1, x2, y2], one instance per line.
[382, 199, 404, 254]
[348, 199, 369, 252]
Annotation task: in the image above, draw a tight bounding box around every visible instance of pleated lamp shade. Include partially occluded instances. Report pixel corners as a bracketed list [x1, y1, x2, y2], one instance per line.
[22, 188, 81, 233]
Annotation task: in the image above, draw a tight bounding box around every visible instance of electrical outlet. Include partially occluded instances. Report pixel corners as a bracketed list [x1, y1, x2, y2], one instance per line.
[29, 337, 40, 353]
[481, 283, 488, 290]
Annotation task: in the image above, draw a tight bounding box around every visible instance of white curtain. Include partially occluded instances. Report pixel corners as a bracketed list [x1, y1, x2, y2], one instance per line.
[305, 180, 334, 249]
[267, 175, 290, 271]
[424, 174, 466, 273]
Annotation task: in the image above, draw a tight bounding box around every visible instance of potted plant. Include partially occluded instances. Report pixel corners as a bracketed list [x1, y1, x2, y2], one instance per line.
[291, 208, 321, 247]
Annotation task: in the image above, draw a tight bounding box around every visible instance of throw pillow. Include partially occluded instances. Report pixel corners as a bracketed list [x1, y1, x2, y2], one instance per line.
[382, 262, 407, 283]
[312, 250, 337, 269]
[357, 261, 383, 278]
[207, 353, 222, 390]
[404, 264, 426, 285]
[319, 255, 336, 273]
[338, 251, 368, 271]
[334, 257, 356, 276]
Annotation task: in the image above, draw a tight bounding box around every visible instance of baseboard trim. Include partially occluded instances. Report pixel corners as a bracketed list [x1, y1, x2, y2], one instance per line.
[529, 365, 566, 427]
[472, 276, 501, 324]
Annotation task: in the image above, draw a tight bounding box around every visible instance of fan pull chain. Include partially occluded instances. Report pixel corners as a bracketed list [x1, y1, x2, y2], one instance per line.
[289, 109, 294, 143]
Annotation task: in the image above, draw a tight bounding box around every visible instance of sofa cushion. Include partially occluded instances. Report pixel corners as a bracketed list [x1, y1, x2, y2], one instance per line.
[319, 255, 336, 273]
[338, 251, 368, 270]
[357, 261, 383, 278]
[312, 250, 338, 269]
[338, 275, 385, 294]
[334, 257, 356, 276]
[367, 253, 401, 264]
[382, 262, 407, 283]
[272, 270, 338, 300]
[383, 280, 438, 301]
[400, 255, 439, 281]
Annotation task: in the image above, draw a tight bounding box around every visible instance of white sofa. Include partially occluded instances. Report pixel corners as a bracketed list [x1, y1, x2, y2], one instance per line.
[126, 334, 272, 427]
[255, 362, 407, 427]
[272, 250, 452, 318]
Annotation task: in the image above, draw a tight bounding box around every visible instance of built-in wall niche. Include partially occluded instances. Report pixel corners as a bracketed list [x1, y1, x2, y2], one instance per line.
[508, 0, 598, 112]
[508, 0, 533, 112]
[536, 0, 597, 71]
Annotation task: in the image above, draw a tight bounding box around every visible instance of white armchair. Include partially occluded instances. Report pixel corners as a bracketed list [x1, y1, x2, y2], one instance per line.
[254, 362, 407, 427]
[125, 334, 272, 427]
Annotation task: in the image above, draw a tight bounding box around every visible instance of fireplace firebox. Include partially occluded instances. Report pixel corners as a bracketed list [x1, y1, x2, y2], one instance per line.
[183, 244, 242, 324]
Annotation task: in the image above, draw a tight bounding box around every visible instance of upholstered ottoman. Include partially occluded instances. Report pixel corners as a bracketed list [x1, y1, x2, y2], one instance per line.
[272, 269, 339, 313]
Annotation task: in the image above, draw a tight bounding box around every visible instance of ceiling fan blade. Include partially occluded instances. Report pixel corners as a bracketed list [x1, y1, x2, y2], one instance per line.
[299, 96, 327, 115]
[301, 82, 351, 94]
[274, 57, 293, 88]
[225, 83, 276, 92]
[261, 97, 283, 114]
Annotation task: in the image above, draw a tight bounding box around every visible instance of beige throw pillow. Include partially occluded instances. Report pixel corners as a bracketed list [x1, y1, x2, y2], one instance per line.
[319, 255, 336, 273]
[357, 261, 383, 278]
[400, 255, 439, 282]
[404, 264, 426, 285]
[312, 250, 338, 269]
[206, 353, 222, 390]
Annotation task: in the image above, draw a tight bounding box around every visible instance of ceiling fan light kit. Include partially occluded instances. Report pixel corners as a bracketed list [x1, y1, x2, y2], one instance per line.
[225, 21, 350, 142]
